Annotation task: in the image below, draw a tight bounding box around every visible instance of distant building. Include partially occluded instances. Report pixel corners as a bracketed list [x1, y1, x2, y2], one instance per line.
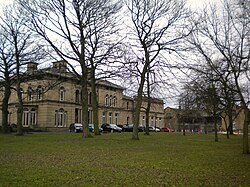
[164, 107, 220, 133]
[220, 106, 248, 132]
[0, 61, 164, 130]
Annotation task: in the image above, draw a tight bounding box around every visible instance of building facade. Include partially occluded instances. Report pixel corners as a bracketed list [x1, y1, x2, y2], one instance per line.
[0, 61, 164, 130]
[164, 107, 219, 133]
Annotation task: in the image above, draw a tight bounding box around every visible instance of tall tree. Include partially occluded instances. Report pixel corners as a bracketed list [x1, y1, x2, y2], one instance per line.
[0, 26, 15, 133]
[0, 3, 44, 135]
[124, 0, 189, 140]
[188, 0, 250, 153]
[85, 0, 122, 135]
[19, 0, 122, 137]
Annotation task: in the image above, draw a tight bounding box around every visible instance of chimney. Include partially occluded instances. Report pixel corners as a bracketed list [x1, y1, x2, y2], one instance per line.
[52, 60, 67, 72]
[27, 62, 38, 74]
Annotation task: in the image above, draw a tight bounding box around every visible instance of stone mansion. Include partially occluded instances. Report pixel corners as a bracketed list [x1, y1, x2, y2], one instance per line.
[0, 61, 164, 130]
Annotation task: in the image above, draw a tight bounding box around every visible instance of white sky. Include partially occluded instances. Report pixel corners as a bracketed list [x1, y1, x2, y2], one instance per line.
[0, 0, 219, 108]
[0, 0, 12, 6]
[0, 0, 219, 9]
[187, 0, 219, 9]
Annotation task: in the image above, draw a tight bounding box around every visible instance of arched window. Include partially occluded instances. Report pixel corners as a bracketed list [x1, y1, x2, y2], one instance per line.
[27, 87, 32, 101]
[109, 95, 112, 107]
[105, 94, 109, 106]
[59, 87, 65, 101]
[30, 108, 36, 125]
[23, 108, 37, 127]
[37, 86, 43, 100]
[55, 108, 66, 127]
[142, 116, 145, 126]
[23, 108, 29, 127]
[75, 90, 80, 103]
[151, 116, 154, 126]
[115, 113, 119, 125]
[113, 96, 117, 107]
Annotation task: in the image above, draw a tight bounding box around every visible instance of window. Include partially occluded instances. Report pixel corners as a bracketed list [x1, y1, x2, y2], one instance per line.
[151, 117, 154, 126]
[30, 108, 36, 125]
[59, 87, 65, 101]
[115, 113, 119, 125]
[105, 94, 109, 106]
[37, 86, 43, 100]
[113, 96, 117, 107]
[142, 116, 145, 126]
[55, 108, 66, 127]
[109, 95, 112, 106]
[23, 108, 29, 127]
[22, 108, 36, 127]
[75, 90, 80, 103]
[75, 108, 81, 123]
[27, 87, 32, 101]
[126, 102, 129, 110]
[88, 110, 93, 123]
[102, 112, 106, 124]
[109, 112, 112, 124]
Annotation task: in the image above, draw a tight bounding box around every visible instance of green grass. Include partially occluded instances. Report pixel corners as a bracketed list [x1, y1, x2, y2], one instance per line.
[0, 132, 249, 187]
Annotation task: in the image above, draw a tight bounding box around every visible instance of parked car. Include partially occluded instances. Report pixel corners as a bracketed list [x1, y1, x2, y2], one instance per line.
[109, 124, 122, 133]
[117, 124, 124, 129]
[69, 123, 83, 133]
[88, 124, 103, 133]
[123, 124, 144, 132]
[101, 123, 122, 133]
[161, 127, 174, 132]
[101, 123, 111, 132]
[123, 124, 133, 132]
[149, 126, 160, 132]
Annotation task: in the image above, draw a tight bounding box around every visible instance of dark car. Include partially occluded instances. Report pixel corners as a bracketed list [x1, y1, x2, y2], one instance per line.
[88, 124, 103, 133]
[123, 124, 133, 132]
[69, 123, 83, 133]
[123, 124, 144, 132]
[101, 123, 122, 133]
[101, 123, 111, 132]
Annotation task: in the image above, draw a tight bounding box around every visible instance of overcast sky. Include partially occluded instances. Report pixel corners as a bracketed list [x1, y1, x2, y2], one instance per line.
[0, 0, 219, 9]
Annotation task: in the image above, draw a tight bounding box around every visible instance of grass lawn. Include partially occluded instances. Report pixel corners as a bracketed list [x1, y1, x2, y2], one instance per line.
[0, 132, 249, 186]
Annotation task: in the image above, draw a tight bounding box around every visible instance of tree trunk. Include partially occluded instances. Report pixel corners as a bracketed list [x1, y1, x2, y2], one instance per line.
[228, 114, 234, 135]
[81, 74, 92, 138]
[132, 65, 148, 140]
[132, 91, 142, 140]
[242, 106, 249, 154]
[213, 110, 218, 142]
[16, 79, 23, 136]
[1, 82, 11, 133]
[15, 39, 23, 136]
[90, 67, 100, 136]
[145, 103, 150, 135]
[144, 70, 151, 135]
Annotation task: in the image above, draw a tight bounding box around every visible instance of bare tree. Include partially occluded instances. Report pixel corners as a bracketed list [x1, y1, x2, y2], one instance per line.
[188, 0, 250, 153]
[19, 0, 122, 138]
[124, 0, 189, 140]
[0, 26, 15, 133]
[85, 0, 122, 135]
[0, 4, 45, 135]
